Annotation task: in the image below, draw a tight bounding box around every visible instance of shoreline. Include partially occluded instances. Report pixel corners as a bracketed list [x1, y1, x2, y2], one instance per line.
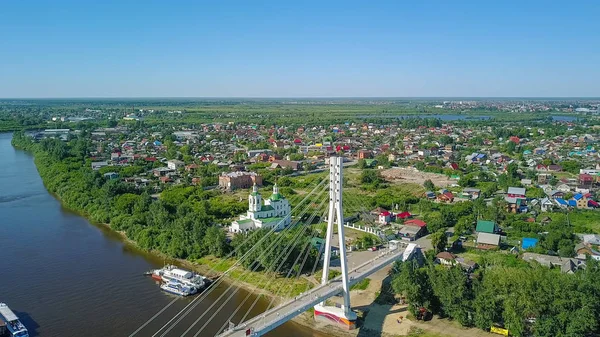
[14, 142, 335, 335]
[11, 138, 393, 337]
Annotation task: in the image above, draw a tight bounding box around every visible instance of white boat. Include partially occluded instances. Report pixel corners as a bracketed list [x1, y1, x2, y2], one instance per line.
[0, 303, 29, 337]
[160, 280, 197, 297]
[151, 265, 207, 289]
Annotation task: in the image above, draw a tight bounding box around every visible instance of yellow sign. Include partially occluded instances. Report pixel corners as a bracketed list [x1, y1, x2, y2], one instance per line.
[490, 326, 509, 336]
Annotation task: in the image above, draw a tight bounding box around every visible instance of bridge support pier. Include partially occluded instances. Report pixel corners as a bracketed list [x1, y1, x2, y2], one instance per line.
[316, 156, 357, 329]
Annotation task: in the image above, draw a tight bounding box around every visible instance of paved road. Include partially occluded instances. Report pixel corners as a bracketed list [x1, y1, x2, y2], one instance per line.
[217, 247, 406, 337]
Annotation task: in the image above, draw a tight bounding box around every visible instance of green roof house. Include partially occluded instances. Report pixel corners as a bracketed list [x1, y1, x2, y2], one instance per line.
[476, 220, 498, 234]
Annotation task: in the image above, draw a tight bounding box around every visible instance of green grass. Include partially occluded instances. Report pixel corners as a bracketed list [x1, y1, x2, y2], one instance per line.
[543, 210, 600, 234]
[457, 249, 530, 268]
[197, 255, 314, 297]
[408, 327, 453, 337]
[350, 278, 371, 290]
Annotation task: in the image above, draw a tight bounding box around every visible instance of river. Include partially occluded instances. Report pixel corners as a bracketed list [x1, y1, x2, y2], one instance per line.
[0, 133, 328, 337]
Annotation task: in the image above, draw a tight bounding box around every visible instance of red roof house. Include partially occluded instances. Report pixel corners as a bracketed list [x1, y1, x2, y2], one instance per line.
[397, 211, 412, 219]
[404, 219, 427, 227]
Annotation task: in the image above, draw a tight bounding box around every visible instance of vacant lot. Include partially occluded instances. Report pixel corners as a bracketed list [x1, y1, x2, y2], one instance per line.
[381, 168, 455, 188]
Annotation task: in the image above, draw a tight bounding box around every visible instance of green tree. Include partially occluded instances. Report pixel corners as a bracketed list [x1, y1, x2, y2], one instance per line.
[424, 211, 444, 232]
[561, 160, 581, 174]
[423, 179, 435, 191]
[202, 226, 228, 257]
[430, 230, 448, 253]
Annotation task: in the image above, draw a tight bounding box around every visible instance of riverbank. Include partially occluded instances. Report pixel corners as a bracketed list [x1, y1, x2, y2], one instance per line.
[10, 134, 335, 334]
[10, 133, 415, 337]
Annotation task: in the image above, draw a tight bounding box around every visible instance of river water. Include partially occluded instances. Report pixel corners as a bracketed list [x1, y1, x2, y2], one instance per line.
[0, 133, 328, 337]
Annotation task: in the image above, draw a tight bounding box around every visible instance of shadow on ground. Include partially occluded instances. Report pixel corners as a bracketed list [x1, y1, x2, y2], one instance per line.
[14, 311, 40, 337]
[355, 274, 402, 337]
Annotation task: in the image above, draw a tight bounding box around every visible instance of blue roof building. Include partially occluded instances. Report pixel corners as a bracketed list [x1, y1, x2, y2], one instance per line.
[522, 237, 539, 250]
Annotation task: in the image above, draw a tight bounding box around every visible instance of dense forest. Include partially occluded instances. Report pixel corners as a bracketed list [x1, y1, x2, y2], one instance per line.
[392, 255, 600, 337]
[11, 132, 318, 274]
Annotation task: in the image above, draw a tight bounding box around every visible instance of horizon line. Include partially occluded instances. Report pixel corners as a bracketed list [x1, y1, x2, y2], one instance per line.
[1, 96, 600, 100]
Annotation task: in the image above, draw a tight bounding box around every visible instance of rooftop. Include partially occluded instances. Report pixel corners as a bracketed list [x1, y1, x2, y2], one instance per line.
[0, 303, 18, 322]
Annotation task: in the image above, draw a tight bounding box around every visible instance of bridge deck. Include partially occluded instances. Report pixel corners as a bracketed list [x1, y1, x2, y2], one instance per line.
[217, 247, 406, 337]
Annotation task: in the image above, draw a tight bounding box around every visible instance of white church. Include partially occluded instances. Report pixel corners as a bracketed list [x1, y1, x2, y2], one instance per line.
[229, 184, 291, 233]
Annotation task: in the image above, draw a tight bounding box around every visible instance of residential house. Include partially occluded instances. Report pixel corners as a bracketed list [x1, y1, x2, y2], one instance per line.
[378, 211, 392, 225]
[185, 163, 199, 171]
[91, 161, 109, 171]
[476, 232, 501, 248]
[396, 211, 412, 220]
[159, 176, 172, 184]
[539, 197, 555, 212]
[476, 220, 498, 234]
[507, 187, 526, 198]
[398, 219, 427, 241]
[455, 257, 478, 273]
[522, 253, 584, 274]
[548, 190, 565, 199]
[435, 252, 456, 266]
[153, 167, 173, 177]
[270, 160, 302, 171]
[573, 193, 592, 209]
[358, 150, 372, 159]
[167, 159, 185, 170]
[538, 173, 551, 184]
[425, 191, 436, 199]
[418, 149, 431, 157]
[437, 191, 454, 203]
[520, 179, 533, 186]
[103, 172, 119, 180]
[506, 187, 527, 213]
[579, 174, 594, 189]
[548, 164, 562, 172]
[398, 225, 425, 241]
[404, 219, 427, 228]
[461, 188, 481, 200]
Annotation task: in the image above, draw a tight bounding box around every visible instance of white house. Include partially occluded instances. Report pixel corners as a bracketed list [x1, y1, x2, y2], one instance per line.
[378, 211, 392, 225]
[167, 159, 185, 170]
[229, 184, 291, 233]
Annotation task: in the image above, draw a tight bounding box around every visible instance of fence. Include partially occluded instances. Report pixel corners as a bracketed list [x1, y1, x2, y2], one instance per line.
[344, 222, 384, 237]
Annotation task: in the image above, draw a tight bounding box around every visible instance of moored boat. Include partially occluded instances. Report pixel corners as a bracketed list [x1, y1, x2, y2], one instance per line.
[0, 303, 29, 337]
[160, 280, 197, 297]
[151, 265, 207, 289]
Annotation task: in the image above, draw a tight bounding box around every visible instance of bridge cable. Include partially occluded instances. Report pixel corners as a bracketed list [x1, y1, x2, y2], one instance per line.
[154, 181, 330, 337]
[208, 195, 330, 336]
[183, 187, 330, 336]
[130, 176, 328, 337]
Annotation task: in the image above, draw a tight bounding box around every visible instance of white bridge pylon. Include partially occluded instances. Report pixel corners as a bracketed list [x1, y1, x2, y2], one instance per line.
[315, 156, 357, 326]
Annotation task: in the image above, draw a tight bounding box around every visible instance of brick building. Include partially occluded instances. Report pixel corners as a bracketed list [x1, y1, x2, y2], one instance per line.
[219, 171, 263, 190]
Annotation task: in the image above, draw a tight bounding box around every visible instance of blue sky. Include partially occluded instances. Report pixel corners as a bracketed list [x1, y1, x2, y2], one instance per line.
[1, 0, 599, 97]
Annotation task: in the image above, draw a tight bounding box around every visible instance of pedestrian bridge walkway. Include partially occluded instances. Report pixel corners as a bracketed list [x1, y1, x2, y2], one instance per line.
[218, 244, 416, 337]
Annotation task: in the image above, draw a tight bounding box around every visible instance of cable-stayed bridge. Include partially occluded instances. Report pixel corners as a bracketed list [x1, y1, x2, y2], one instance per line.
[217, 245, 415, 337]
[130, 157, 417, 337]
